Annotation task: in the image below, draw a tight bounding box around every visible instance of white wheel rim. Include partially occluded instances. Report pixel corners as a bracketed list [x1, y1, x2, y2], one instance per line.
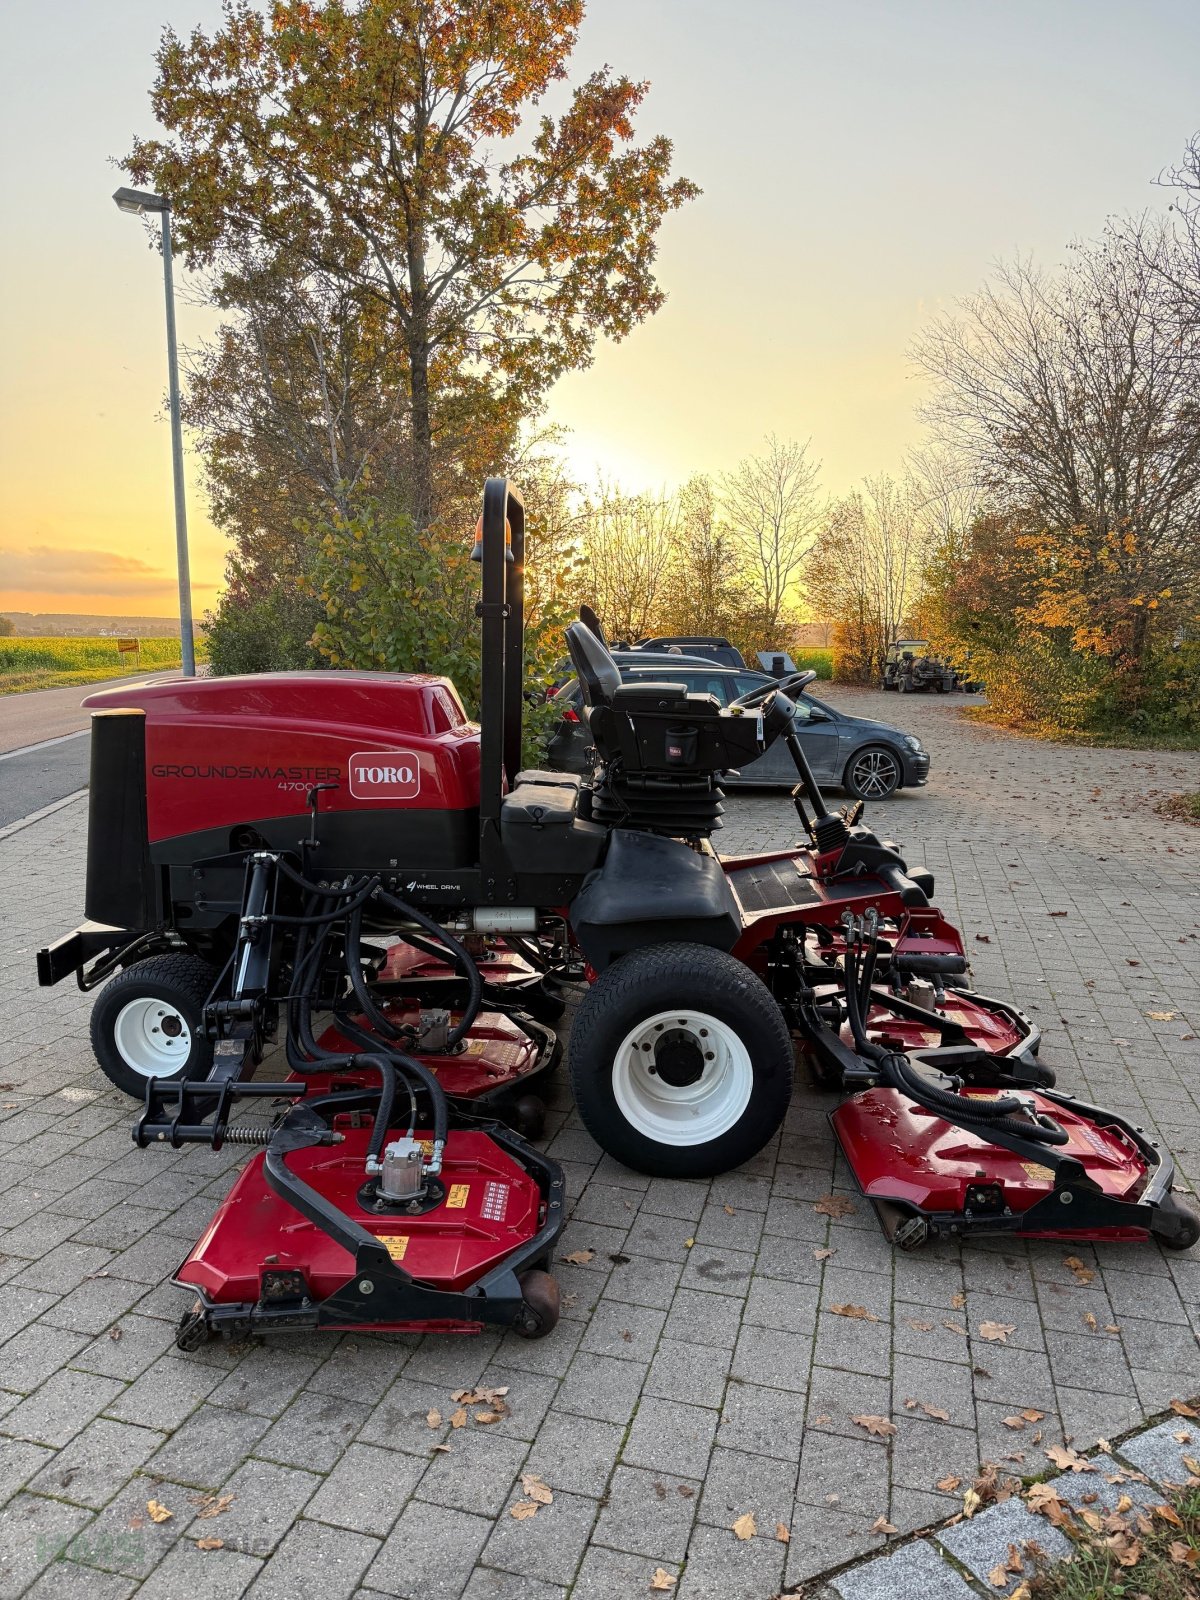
[113, 996, 192, 1079]
[852, 750, 898, 797]
[612, 1009, 753, 1147]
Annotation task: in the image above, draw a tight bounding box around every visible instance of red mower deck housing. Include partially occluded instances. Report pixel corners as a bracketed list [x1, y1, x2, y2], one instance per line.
[178, 1125, 546, 1330]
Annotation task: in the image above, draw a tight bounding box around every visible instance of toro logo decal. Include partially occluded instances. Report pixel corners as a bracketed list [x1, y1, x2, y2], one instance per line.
[348, 751, 420, 800]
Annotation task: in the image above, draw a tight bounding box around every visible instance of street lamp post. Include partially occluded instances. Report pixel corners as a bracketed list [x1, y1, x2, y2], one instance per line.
[113, 186, 195, 676]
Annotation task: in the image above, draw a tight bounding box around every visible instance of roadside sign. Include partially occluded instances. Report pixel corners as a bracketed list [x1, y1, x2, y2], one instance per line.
[116, 638, 141, 667]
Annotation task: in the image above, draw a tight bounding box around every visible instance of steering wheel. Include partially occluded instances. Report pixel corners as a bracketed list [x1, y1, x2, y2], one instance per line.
[727, 669, 816, 711]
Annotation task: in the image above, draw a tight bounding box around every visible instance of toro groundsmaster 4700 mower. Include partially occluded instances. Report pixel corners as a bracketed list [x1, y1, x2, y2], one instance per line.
[37, 479, 1197, 1349]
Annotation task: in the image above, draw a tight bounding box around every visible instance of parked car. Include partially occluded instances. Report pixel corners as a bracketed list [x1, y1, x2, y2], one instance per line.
[546, 661, 930, 800]
[627, 634, 746, 669]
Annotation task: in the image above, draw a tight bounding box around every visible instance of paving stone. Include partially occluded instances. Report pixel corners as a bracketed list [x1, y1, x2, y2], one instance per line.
[480, 1485, 597, 1585]
[936, 1498, 1073, 1595]
[146, 1403, 271, 1489]
[256, 1389, 371, 1473]
[359, 1374, 461, 1455]
[591, 1465, 699, 1562]
[1, 1367, 125, 1447]
[806, 1366, 892, 1439]
[460, 1568, 566, 1600]
[643, 1337, 730, 1408]
[27, 1416, 164, 1508]
[0, 1492, 94, 1597]
[304, 1441, 426, 1537]
[676, 1519, 787, 1600]
[578, 1297, 665, 1363]
[75, 1474, 191, 1577]
[621, 1396, 718, 1479]
[415, 1425, 528, 1517]
[520, 1411, 623, 1497]
[472, 1365, 560, 1442]
[553, 1351, 646, 1425]
[679, 1244, 757, 1298]
[730, 1323, 813, 1392]
[21, 1560, 137, 1600]
[697, 1444, 798, 1531]
[188, 1459, 321, 1557]
[209, 1348, 324, 1419]
[661, 1287, 745, 1348]
[717, 1380, 809, 1461]
[367, 1500, 492, 1600]
[72, 1312, 177, 1380]
[246, 1519, 379, 1600]
[831, 1537, 977, 1600]
[136, 1538, 263, 1600]
[0, 1321, 90, 1391]
[570, 1543, 678, 1600]
[1118, 1416, 1200, 1486]
[598, 1253, 683, 1310]
[890, 1418, 983, 1497]
[0, 1438, 54, 1503]
[783, 1499, 887, 1585]
[794, 1430, 889, 1517]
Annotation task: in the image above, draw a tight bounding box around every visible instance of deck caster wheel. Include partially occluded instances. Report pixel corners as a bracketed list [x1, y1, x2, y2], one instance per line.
[1152, 1192, 1200, 1252]
[524, 982, 566, 1025]
[508, 1094, 546, 1141]
[175, 1300, 213, 1353]
[1012, 1058, 1057, 1089]
[513, 1270, 560, 1339]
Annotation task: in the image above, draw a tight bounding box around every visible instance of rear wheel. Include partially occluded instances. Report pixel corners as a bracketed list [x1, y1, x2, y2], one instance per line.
[844, 745, 902, 802]
[514, 1270, 560, 1337]
[91, 953, 218, 1099]
[1152, 1192, 1200, 1252]
[568, 943, 792, 1177]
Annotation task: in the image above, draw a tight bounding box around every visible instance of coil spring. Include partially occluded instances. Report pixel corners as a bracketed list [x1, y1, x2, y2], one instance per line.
[222, 1124, 276, 1145]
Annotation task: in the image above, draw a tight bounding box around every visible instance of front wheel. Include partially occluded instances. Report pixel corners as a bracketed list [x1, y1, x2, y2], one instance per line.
[568, 943, 793, 1178]
[844, 745, 902, 802]
[91, 953, 218, 1099]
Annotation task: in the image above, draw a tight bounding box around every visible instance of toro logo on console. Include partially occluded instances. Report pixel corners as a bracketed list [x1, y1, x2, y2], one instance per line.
[348, 751, 421, 800]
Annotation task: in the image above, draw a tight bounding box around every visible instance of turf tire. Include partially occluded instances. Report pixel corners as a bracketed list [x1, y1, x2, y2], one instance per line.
[91, 953, 218, 1099]
[567, 942, 793, 1178]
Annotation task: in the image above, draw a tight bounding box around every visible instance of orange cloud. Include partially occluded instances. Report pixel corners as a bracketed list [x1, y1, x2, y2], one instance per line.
[0, 545, 179, 599]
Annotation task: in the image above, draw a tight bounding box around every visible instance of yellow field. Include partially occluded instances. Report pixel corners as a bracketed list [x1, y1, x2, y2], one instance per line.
[0, 637, 197, 694]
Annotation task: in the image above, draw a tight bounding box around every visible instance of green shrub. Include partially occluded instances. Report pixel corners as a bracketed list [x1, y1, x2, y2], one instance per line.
[204, 586, 324, 676]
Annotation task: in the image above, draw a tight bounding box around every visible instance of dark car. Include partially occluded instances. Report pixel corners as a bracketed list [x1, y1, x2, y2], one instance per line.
[546, 662, 930, 800]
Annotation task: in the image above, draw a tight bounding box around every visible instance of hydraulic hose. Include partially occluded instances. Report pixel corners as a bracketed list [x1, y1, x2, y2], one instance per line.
[843, 942, 1068, 1146]
[371, 885, 483, 1046]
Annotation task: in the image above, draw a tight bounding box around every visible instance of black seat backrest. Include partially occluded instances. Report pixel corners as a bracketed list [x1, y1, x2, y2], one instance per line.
[566, 621, 622, 708]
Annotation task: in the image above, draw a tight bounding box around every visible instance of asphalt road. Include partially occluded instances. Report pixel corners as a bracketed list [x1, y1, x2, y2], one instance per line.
[0, 674, 173, 830]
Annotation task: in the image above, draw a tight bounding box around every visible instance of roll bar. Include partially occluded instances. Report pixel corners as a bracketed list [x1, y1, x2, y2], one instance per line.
[474, 477, 526, 871]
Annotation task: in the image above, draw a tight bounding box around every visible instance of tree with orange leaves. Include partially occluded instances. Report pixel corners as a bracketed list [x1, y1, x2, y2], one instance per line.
[126, 1, 698, 530]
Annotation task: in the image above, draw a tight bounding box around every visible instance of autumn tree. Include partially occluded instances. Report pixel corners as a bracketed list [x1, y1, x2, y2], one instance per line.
[720, 436, 823, 641]
[127, 0, 698, 530]
[808, 475, 930, 681]
[656, 475, 753, 642]
[578, 480, 677, 643]
[913, 221, 1200, 692]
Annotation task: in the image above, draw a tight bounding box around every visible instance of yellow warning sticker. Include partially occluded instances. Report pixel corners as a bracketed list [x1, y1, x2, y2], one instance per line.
[1021, 1162, 1054, 1183]
[376, 1234, 409, 1261]
[447, 1183, 470, 1209]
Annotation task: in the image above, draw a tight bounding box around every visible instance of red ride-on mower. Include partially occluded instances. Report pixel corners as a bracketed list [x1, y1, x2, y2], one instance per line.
[36, 479, 1197, 1351]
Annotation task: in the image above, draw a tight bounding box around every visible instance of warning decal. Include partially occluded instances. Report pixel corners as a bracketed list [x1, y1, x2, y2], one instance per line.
[447, 1183, 470, 1209]
[375, 1234, 409, 1261]
[482, 1181, 510, 1222]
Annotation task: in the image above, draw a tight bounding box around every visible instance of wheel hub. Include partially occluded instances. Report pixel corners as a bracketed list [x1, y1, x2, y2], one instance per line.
[653, 1029, 706, 1088]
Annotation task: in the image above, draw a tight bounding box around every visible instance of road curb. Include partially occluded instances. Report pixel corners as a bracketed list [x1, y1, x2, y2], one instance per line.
[0, 787, 88, 842]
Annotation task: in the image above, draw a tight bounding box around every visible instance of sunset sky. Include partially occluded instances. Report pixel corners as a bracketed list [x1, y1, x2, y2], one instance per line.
[1, 0, 1197, 617]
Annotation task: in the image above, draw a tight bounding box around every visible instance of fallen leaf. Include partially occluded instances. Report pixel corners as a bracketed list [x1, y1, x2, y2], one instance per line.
[1147, 1010, 1178, 1020]
[731, 1512, 757, 1540]
[922, 1403, 951, 1422]
[987, 1563, 1008, 1588]
[979, 1321, 1016, 1343]
[426, 1408, 442, 1429]
[196, 1537, 224, 1551]
[814, 1194, 857, 1219]
[1063, 1255, 1095, 1285]
[108, 1326, 123, 1342]
[1170, 1399, 1200, 1418]
[1083, 1311, 1098, 1332]
[195, 1494, 234, 1520]
[851, 1415, 898, 1438]
[943, 1320, 969, 1337]
[813, 1247, 835, 1261]
[474, 1410, 503, 1424]
[450, 1408, 468, 1429]
[510, 1499, 541, 1521]
[431, 1443, 451, 1453]
[775, 1523, 790, 1543]
[936, 1475, 962, 1492]
[1183, 1454, 1200, 1476]
[147, 1500, 172, 1524]
[1170, 1539, 1200, 1567]
[1023, 1409, 1045, 1422]
[1154, 1502, 1185, 1528]
[1107, 1530, 1141, 1566]
[962, 1488, 982, 1518]
[723, 1204, 736, 1216]
[684, 1237, 695, 1249]
[871, 1515, 898, 1534]
[832, 1304, 879, 1322]
[1003, 1416, 1027, 1430]
[561, 1249, 594, 1265]
[907, 1318, 933, 1331]
[1005, 1544, 1024, 1574]
[678, 1485, 694, 1499]
[650, 1569, 677, 1591]
[520, 1472, 553, 1506]
[1045, 1445, 1094, 1473]
[951, 1292, 966, 1310]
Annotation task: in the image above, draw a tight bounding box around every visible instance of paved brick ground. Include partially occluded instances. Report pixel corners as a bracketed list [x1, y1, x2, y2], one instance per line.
[0, 688, 1197, 1599]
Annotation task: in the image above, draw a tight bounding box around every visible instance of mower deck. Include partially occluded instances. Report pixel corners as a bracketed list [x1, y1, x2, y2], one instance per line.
[831, 1085, 1173, 1244]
